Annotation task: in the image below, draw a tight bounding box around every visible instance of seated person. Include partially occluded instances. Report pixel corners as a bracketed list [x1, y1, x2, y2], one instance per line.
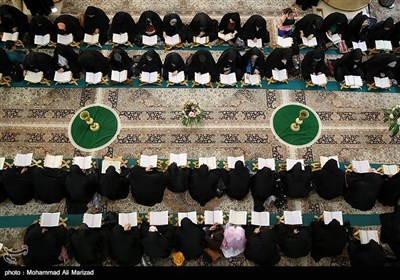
[29, 15, 57, 44]
[2, 166, 34, 205]
[293, 14, 323, 46]
[274, 222, 312, 258]
[0, 48, 14, 78]
[4, 40, 26, 66]
[108, 11, 136, 44]
[377, 169, 400, 206]
[83, 6, 110, 45]
[0, 4, 30, 41]
[221, 160, 250, 201]
[380, 205, 400, 258]
[220, 223, 246, 258]
[164, 162, 190, 193]
[218, 12, 241, 44]
[362, 53, 397, 83]
[32, 166, 67, 204]
[79, 50, 110, 77]
[23, 0, 56, 16]
[280, 162, 313, 198]
[390, 21, 400, 48]
[249, 166, 277, 212]
[0, 169, 8, 203]
[312, 158, 345, 200]
[135, 10, 163, 46]
[321, 12, 348, 46]
[137, 49, 162, 76]
[277, 8, 296, 38]
[301, 48, 329, 81]
[264, 48, 294, 79]
[24, 51, 55, 80]
[53, 44, 81, 79]
[203, 223, 224, 263]
[175, 217, 206, 260]
[241, 47, 266, 79]
[240, 15, 270, 47]
[99, 165, 130, 200]
[333, 48, 364, 82]
[295, 0, 320, 11]
[141, 221, 175, 260]
[344, 12, 369, 48]
[187, 49, 218, 82]
[162, 52, 186, 81]
[188, 164, 220, 206]
[216, 48, 243, 81]
[366, 17, 394, 49]
[108, 47, 134, 79]
[186, 12, 218, 43]
[162, 13, 186, 43]
[54, 15, 84, 43]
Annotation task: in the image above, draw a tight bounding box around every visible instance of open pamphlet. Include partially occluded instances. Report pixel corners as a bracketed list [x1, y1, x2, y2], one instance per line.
[251, 211, 270, 226]
[194, 72, 211, 84]
[118, 212, 137, 227]
[373, 77, 390, 89]
[359, 230, 379, 245]
[277, 36, 293, 48]
[198, 157, 217, 170]
[2, 32, 19, 42]
[283, 210, 303, 225]
[320, 156, 339, 168]
[54, 71, 72, 83]
[272, 69, 288, 82]
[101, 159, 121, 174]
[351, 160, 370, 173]
[247, 38, 262, 48]
[57, 33, 73, 45]
[375, 40, 392, 51]
[227, 156, 245, 169]
[40, 212, 60, 227]
[352, 41, 367, 52]
[44, 154, 63, 168]
[140, 71, 158, 83]
[258, 158, 275, 170]
[310, 73, 327, 86]
[73, 156, 92, 170]
[382, 164, 398, 176]
[323, 211, 343, 225]
[204, 210, 223, 225]
[149, 211, 169, 226]
[34, 34, 50, 46]
[301, 36, 317, 47]
[326, 32, 341, 44]
[178, 211, 197, 226]
[142, 35, 158, 46]
[139, 154, 157, 168]
[219, 73, 237, 85]
[0, 157, 5, 170]
[83, 213, 102, 228]
[112, 32, 128, 44]
[85, 72, 103, 84]
[344, 75, 363, 88]
[286, 159, 304, 171]
[218, 32, 235, 42]
[228, 210, 247, 225]
[25, 71, 43, 83]
[244, 74, 261, 85]
[84, 33, 99, 45]
[169, 153, 187, 166]
[14, 153, 33, 167]
[194, 36, 208, 45]
[165, 34, 180, 46]
[111, 70, 128, 83]
[168, 71, 185, 84]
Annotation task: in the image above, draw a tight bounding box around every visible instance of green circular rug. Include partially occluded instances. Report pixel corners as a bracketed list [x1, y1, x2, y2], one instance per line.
[271, 103, 321, 148]
[68, 104, 121, 152]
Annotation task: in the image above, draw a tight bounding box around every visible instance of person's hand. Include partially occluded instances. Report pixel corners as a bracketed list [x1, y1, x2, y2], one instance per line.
[253, 37, 258, 43]
[245, 73, 250, 80]
[254, 226, 261, 234]
[123, 223, 132, 231]
[380, 72, 385, 78]
[254, 69, 260, 75]
[12, 27, 18, 32]
[199, 31, 205, 37]
[145, 165, 153, 172]
[300, 30, 304, 38]
[163, 31, 166, 38]
[327, 30, 332, 36]
[172, 70, 178, 77]
[307, 34, 314, 40]
[58, 68, 64, 72]
[94, 28, 100, 34]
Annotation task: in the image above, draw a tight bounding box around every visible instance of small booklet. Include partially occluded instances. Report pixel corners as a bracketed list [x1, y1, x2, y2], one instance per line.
[57, 33, 73, 45]
[310, 73, 327, 86]
[178, 211, 197, 226]
[34, 34, 50, 46]
[118, 212, 137, 227]
[2, 32, 19, 42]
[301, 36, 317, 47]
[228, 210, 247, 225]
[57, 54, 68, 67]
[73, 156, 92, 170]
[251, 211, 270, 226]
[194, 72, 211, 84]
[257, 158, 275, 170]
[320, 156, 339, 168]
[149, 211, 168, 226]
[286, 159, 304, 171]
[25, 71, 43, 84]
[382, 164, 398, 176]
[14, 153, 33, 167]
[283, 210, 303, 225]
[272, 69, 288, 82]
[85, 72, 103, 84]
[169, 153, 187, 166]
[344, 75, 363, 88]
[219, 73, 237, 85]
[351, 160, 370, 173]
[83, 213, 102, 228]
[101, 159, 121, 174]
[139, 154, 157, 168]
[375, 40, 392, 51]
[112, 32, 128, 44]
[247, 38, 262, 48]
[54, 71, 72, 83]
[140, 71, 158, 83]
[168, 71, 185, 84]
[0, 157, 5, 170]
[198, 156, 217, 170]
[326, 32, 341, 44]
[352, 41, 367, 52]
[194, 36, 208, 45]
[40, 212, 60, 227]
[44, 154, 63, 169]
[359, 230, 379, 245]
[244, 74, 261, 85]
[111, 70, 128, 83]
[84, 33, 100, 45]
[218, 32, 234, 42]
[204, 210, 223, 225]
[142, 35, 158, 46]
[323, 211, 343, 225]
[374, 77, 390, 89]
[227, 156, 245, 169]
[277, 36, 293, 48]
[165, 34, 180, 46]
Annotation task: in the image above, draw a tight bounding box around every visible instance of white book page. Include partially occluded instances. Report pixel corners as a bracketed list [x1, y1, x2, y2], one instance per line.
[168, 71, 185, 83]
[247, 38, 262, 48]
[141, 71, 158, 83]
[14, 153, 33, 167]
[218, 32, 233, 42]
[195, 36, 208, 45]
[310, 73, 327, 86]
[375, 40, 392, 50]
[118, 212, 137, 227]
[0, 157, 5, 171]
[83, 213, 102, 228]
[351, 160, 370, 173]
[257, 158, 275, 170]
[220, 73, 237, 85]
[25, 71, 43, 83]
[277, 36, 293, 47]
[374, 77, 390, 88]
[301, 36, 317, 47]
[40, 212, 60, 227]
[204, 210, 223, 225]
[227, 156, 245, 169]
[2, 32, 19, 42]
[283, 210, 303, 225]
[34, 34, 50, 46]
[54, 71, 72, 83]
[383, 165, 398, 176]
[84, 33, 99, 45]
[44, 154, 63, 169]
[272, 69, 288, 81]
[149, 211, 169, 226]
[112, 32, 128, 44]
[57, 34, 73, 45]
[199, 157, 217, 170]
[101, 159, 121, 174]
[169, 153, 187, 166]
[73, 156, 92, 170]
[178, 211, 197, 226]
[244, 74, 261, 85]
[359, 230, 379, 245]
[194, 72, 211, 84]
[320, 156, 339, 168]
[352, 41, 367, 52]
[229, 210, 247, 225]
[111, 70, 127, 83]
[165, 34, 180, 45]
[142, 35, 158, 46]
[251, 211, 270, 226]
[86, 72, 103, 84]
[323, 211, 343, 225]
[286, 159, 304, 171]
[139, 155, 157, 168]
[327, 32, 341, 44]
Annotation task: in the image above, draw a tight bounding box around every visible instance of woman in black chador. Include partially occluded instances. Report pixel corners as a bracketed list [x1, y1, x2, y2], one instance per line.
[164, 162, 190, 193]
[249, 166, 277, 212]
[99, 165, 130, 200]
[83, 6, 109, 45]
[333, 48, 364, 82]
[141, 221, 175, 259]
[361, 53, 397, 82]
[264, 48, 294, 78]
[241, 47, 266, 78]
[54, 15, 84, 42]
[135, 10, 163, 46]
[24, 51, 55, 80]
[279, 162, 313, 198]
[162, 13, 186, 43]
[293, 14, 323, 45]
[79, 50, 110, 77]
[32, 166, 67, 204]
[312, 159, 344, 200]
[186, 12, 218, 43]
[2, 166, 34, 205]
[221, 161, 250, 201]
[137, 49, 162, 74]
[175, 218, 206, 260]
[108, 47, 133, 78]
[108, 11, 136, 44]
[162, 52, 186, 81]
[240, 15, 270, 46]
[218, 12, 241, 44]
[53, 44, 81, 79]
[244, 226, 280, 266]
[216, 48, 243, 81]
[366, 17, 394, 48]
[188, 164, 220, 206]
[29, 15, 57, 44]
[187, 49, 218, 82]
[301, 48, 329, 80]
[344, 12, 369, 48]
[0, 5, 30, 40]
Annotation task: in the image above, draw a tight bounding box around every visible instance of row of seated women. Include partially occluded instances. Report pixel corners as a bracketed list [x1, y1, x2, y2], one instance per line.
[20, 207, 400, 267]
[1, 159, 399, 213]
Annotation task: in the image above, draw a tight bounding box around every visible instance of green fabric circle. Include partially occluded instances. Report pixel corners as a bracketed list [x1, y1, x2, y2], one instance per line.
[272, 104, 320, 146]
[70, 106, 119, 150]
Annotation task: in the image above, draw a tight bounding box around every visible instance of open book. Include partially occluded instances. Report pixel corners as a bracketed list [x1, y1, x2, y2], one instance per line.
[40, 212, 60, 227]
[351, 160, 370, 173]
[165, 34, 180, 46]
[310, 73, 327, 86]
[169, 153, 187, 166]
[194, 72, 211, 84]
[352, 41, 367, 52]
[25, 71, 43, 84]
[73, 156, 92, 170]
[2, 32, 19, 42]
[168, 71, 185, 84]
[0, 157, 5, 171]
[227, 156, 245, 169]
[178, 211, 197, 226]
[44, 154, 63, 169]
[277, 36, 293, 48]
[194, 36, 208, 45]
[85, 72, 103, 84]
[244, 74, 261, 85]
[323, 211, 343, 225]
[83, 213, 102, 228]
[111, 70, 128, 83]
[112, 32, 128, 44]
[218, 32, 234, 42]
[286, 159, 304, 171]
[344, 75, 363, 88]
[251, 211, 270, 226]
[283, 210, 303, 225]
[84, 33, 100, 45]
[374, 77, 390, 89]
[101, 159, 121, 174]
[229, 210, 247, 225]
[383, 164, 398, 176]
[247, 38, 262, 48]
[198, 156, 217, 170]
[375, 40, 392, 51]
[301, 36, 317, 47]
[219, 73, 237, 85]
[54, 71, 72, 83]
[14, 153, 33, 167]
[149, 211, 169, 226]
[139, 154, 157, 168]
[359, 230, 379, 245]
[57, 33, 73, 45]
[118, 212, 137, 227]
[272, 69, 288, 82]
[142, 35, 158, 46]
[258, 158, 275, 170]
[320, 156, 339, 168]
[34, 34, 50, 46]
[140, 71, 158, 83]
[326, 32, 341, 44]
[204, 210, 223, 225]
